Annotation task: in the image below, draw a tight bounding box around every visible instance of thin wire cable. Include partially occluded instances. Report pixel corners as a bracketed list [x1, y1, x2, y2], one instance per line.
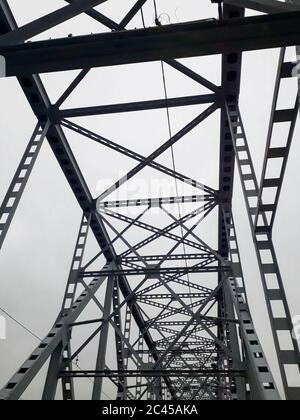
[0, 305, 41, 342]
[0, 305, 113, 400]
[140, 6, 146, 28]
[153, 0, 159, 24]
[153, 1, 194, 306]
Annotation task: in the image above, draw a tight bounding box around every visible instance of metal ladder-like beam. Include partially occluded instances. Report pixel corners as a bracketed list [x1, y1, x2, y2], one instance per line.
[226, 101, 300, 400]
[113, 276, 127, 400]
[0, 266, 110, 400]
[223, 207, 281, 400]
[136, 335, 144, 399]
[255, 48, 298, 232]
[43, 213, 91, 400]
[0, 121, 49, 249]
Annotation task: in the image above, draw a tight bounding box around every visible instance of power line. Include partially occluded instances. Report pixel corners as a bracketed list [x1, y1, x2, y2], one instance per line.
[153, 1, 194, 306]
[0, 305, 41, 342]
[153, 0, 159, 25]
[0, 305, 113, 400]
[160, 61, 194, 306]
[140, 6, 146, 28]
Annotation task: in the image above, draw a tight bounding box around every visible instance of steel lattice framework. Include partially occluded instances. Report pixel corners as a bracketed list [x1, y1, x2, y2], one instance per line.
[0, 0, 300, 401]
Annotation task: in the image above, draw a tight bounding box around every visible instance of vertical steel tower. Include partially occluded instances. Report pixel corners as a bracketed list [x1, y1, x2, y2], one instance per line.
[0, 0, 300, 400]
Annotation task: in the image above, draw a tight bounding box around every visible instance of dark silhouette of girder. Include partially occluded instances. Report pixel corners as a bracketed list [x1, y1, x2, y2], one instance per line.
[1, 11, 300, 75]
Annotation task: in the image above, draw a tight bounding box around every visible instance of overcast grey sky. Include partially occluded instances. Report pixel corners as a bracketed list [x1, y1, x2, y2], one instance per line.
[0, 0, 299, 400]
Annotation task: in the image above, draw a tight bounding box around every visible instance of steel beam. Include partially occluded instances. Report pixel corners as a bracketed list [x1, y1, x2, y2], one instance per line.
[226, 101, 300, 400]
[222, 208, 281, 400]
[64, 0, 221, 96]
[96, 104, 218, 202]
[62, 119, 216, 197]
[42, 213, 91, 400]
[119, 0, 148, 28]
[121, 253, 213, 263]
[101, 206, 214, 258]
[64, 0, 120, 31]
[1, 12, 300, 75]
[98, 195, 208, 210]
[255, 48, 298, 231]
[0, 0, 109, 45]
[112, 277, 127, 400]
[61, 369, 247, 378]
[0, 122, 49, 249]
[137, 292, 210, 300]
[0, 3, 169, 399]
[218, 4, 244, 258]
[58, 95, 218, 118]
[92, 275, 114, 400]
[0, 267, 110, 400]
[224, 0, 300, 13]
[81, 266, 225, 277]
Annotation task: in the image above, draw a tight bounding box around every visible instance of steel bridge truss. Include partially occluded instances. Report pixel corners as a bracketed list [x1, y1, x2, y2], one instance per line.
[0, 0, 299, 400]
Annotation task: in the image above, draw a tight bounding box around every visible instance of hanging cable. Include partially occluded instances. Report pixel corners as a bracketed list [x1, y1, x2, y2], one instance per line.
[160, 61, 194, 306]
[153, 0, 160, 26]
[140, 6, 146, 29]
[0, 305, 41, 342]
[153, 0, 158, 16]
[153, 1, 194, 306]
[0, 305, 113, 400]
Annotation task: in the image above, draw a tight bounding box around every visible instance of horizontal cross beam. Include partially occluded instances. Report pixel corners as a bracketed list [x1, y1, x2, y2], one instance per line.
[81, 266, 225, 277]
[60, 369, 246, 378]
[126, 349, 217, 355]
[98, 195, 209, 209]
[57, 94, 218, 118]
[120, 253, 215, 263]
[157, 340, 215, 348]
[137, 293, 209, 300]
[2, 12, 300, 76]
[224, 0, 300, 13]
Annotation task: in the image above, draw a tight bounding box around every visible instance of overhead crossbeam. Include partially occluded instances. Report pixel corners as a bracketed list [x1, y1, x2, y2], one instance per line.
[97, 195, 209, 209]
[58, 94, 218, 118]
[224, 0, 300, 13]
[60, 369, 247, 379]
[120, 253, 215, 263]
[2, 12, 300, 75]
[81, 265, 225, 277]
